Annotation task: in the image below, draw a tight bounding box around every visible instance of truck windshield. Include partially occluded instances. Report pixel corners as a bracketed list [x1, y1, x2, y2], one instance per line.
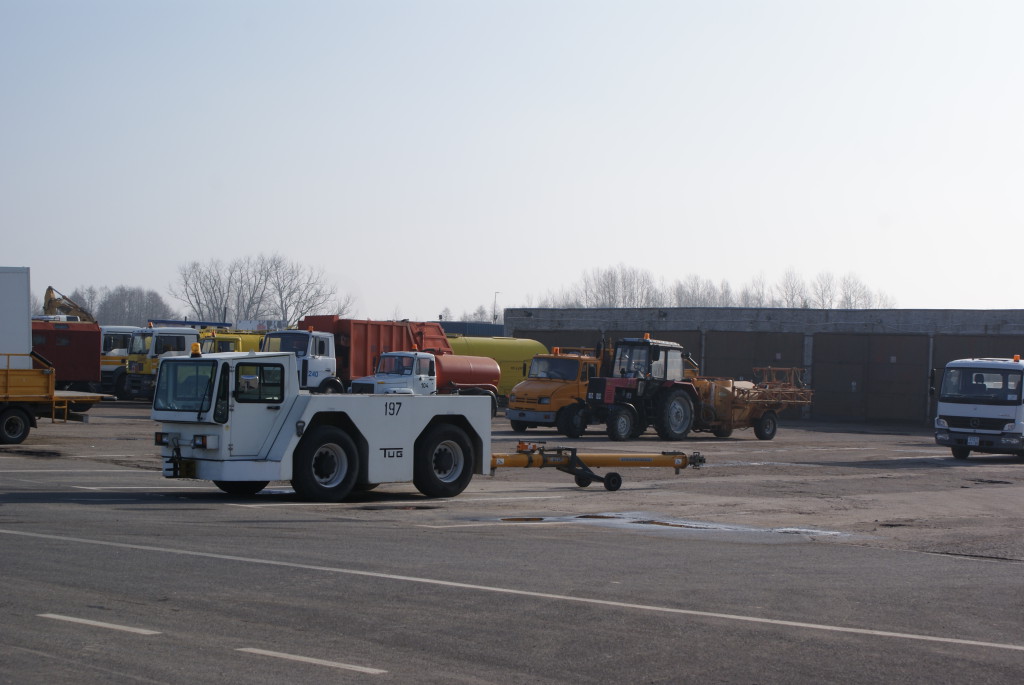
[154, 360, 218, 412]
[262, 332, 309, 357]
[939, 367, 1024, 405]
[103, 333, 131, 353]
[528, 357, 579, 381]
[129, 332, 153, 355]
[378, 355, 415, 375]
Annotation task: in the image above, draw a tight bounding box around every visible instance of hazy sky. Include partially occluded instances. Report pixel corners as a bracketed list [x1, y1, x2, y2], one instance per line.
[3, 1, 1022, 319]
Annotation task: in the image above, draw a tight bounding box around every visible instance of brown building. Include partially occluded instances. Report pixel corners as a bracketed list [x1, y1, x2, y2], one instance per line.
[503, 307, 1024, 425]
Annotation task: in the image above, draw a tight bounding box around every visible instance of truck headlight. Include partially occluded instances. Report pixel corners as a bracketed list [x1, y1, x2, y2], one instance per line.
[1004, 422, 1017, 432]
[538, 397, 550, 405]
[508, 393, 516, 402]
[934, 418, 948, 429]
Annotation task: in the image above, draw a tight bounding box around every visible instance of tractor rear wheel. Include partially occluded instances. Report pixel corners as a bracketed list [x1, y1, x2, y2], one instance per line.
[654, 389, 693, 440]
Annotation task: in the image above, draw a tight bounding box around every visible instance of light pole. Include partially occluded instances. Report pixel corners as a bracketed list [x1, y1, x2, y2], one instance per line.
[492, 291, 501, 323]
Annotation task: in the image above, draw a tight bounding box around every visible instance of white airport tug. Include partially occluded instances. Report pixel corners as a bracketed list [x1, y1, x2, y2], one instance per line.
[153, 346, 492, 501]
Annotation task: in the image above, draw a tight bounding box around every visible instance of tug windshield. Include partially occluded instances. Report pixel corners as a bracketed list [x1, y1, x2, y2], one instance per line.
[939, 367, 1024, 406]
[154, 360, 218, 412]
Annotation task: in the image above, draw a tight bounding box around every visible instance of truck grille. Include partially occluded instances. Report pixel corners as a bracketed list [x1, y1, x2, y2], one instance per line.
[941, 415, 1009, 431]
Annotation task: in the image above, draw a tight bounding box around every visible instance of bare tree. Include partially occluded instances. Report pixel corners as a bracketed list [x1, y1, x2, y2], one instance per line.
[737, 273, 773, 308]
[263, 255, 336, 326]
[462, 305, 490, 322]
[776, 268, 807, 308]
[171, 259, 236, 322]
[232, 255, 272, 321]
[69, 286, 102, 314]
[838, 273, 875, 309]
[171, 254, 344, 326]
[94, 286, 178, 325]
[809, 272, 837, 309]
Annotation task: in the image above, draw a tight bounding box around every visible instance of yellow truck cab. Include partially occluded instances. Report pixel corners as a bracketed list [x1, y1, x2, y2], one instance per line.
[199, 330, 265, 355]
[505, 348, 602, 438]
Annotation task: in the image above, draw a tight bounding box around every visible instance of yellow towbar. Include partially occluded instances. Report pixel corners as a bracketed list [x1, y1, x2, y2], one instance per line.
[490, 442, 705, 491]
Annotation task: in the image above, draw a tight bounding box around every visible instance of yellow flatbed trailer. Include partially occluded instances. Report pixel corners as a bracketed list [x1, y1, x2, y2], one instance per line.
[491, 441, 705, 491]
[1, 353, 109, 444]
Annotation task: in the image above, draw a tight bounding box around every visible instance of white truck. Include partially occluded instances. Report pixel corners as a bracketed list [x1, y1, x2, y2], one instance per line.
[349, 350, 501, 414]
[933, 356, 1024, 459]
[152, 349, 492, 501]
[260, 328, 343, 393]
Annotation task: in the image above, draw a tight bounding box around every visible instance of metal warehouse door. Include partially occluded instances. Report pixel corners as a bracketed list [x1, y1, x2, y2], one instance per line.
[812, 334, 929, 423]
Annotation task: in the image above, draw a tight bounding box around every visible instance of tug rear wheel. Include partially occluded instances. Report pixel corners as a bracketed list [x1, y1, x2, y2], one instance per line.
[414, 424, 475, 498]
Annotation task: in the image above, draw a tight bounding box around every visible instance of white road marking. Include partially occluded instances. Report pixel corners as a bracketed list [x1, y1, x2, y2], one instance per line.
[0, 469, 142, 473]
[237, 647, 386, 674]
[71, 486, 211, 490]
[227, 495, 564, 508]
[6, 528, 1023, 654]
[38, 613, 161, 635]
[419, 521, 575, 529]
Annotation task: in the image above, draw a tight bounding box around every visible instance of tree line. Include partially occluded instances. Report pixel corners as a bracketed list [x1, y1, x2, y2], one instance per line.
[41, 260, 894, 327]
[461, 266, 894, 321]
[39, 254, 352, 327]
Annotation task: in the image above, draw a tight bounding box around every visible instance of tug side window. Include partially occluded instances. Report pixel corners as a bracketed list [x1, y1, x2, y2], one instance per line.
[235, 363, 285, 403]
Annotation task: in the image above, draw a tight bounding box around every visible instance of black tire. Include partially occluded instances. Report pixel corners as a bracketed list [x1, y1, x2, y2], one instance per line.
[603, 472, 623, 491]
[509, 420, 529, 433]
[606, 406, 634, 441]
[574, 474, 592, 488]
[0, 408, 31, 445]
[754, 411, 778, 440]
[291, 426, 359, 502]
[713, 426, 733, 438]
[414, 424, 475, 498]
[556, 405, 588, 439]
[654, 389, 693, 440]
[318, 378, 344, 394]
[113, 373, 132, 400]
[69, 402, 92, 413]
[951, 447, 971, 460]
[213, 480, 268, 496]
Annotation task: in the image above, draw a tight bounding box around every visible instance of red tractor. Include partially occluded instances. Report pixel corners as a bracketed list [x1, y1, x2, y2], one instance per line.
[585, 336, 701, 441]
[585, 335, 813, 442]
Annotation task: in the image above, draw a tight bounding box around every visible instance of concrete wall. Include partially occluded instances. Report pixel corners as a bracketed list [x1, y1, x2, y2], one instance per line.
[503, 307, 1024, 425]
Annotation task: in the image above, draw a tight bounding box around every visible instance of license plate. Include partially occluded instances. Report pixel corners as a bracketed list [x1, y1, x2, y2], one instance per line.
[967, 436, 980, 447]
